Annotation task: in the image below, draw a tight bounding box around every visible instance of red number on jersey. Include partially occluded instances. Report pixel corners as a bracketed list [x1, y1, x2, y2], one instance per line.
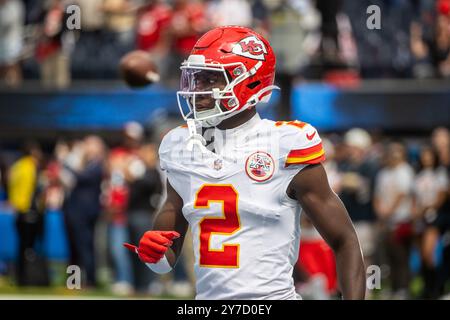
[194, 185, 240, 268]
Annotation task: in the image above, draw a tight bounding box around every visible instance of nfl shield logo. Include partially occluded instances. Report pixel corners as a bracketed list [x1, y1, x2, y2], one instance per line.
[214, 159, 223, 171]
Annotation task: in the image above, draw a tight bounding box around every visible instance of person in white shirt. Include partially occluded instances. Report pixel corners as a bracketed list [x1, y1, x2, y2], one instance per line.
[413, 146, 448, 298]
[0, 0, 24, 87]
[374, 142, 415, 299]
[413, 147, 448, 224]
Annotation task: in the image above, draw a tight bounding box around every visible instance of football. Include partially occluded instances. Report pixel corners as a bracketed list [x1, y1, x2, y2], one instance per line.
[119, 50, 160, 88]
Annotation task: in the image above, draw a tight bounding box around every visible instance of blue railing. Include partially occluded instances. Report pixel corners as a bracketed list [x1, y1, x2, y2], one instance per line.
[0, 81, 449, 131]
[0, 207, 69, 261]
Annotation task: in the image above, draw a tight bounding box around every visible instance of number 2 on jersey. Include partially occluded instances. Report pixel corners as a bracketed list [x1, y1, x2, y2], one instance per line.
[194, 185, 241, 268]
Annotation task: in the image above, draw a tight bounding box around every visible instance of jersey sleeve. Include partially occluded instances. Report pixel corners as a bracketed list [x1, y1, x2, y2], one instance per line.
[277, 121, 326, 168]
[158, 125, 188, 172]
[158, 135, 170, 172]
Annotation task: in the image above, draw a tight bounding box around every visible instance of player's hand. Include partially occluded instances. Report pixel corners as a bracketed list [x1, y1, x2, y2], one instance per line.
[123, 230, 180, 264]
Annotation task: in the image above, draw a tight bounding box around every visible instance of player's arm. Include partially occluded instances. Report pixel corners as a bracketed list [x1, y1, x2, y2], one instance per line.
[124, 179, 188, 271]
[151, 179, 189, 267]
[287, 163, 366, 300]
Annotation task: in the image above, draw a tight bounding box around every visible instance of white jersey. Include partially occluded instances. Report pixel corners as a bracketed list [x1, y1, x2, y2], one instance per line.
[159, 113, 325, 300]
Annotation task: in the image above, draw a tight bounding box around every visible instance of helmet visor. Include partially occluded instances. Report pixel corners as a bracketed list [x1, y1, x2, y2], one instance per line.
[178, 67, 233, 120]
[180, 68, 229, 92]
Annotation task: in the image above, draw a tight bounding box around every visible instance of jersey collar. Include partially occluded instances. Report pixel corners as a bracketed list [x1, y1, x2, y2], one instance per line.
[214, 112, 262, 136]
[212, 112, 262, 156]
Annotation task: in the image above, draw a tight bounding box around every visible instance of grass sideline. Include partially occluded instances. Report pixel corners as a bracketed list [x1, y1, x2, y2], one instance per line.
[0, 282, 193, 300]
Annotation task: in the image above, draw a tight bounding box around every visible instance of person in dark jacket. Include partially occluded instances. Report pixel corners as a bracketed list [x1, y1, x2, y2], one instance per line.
[125, 142, 163, 293]
[60, 136, 105, 287]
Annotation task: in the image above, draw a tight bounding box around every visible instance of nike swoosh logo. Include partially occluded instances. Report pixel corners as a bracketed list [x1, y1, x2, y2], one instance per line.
[306, 131, 316, 140]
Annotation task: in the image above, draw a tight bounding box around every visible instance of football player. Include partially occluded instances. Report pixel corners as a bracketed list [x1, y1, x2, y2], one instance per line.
[124, 26, 366, 300]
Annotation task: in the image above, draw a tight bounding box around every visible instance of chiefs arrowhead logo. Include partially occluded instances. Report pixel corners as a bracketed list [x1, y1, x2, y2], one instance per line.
[245, 151, 275, 182]
[232, 36, 267, 61]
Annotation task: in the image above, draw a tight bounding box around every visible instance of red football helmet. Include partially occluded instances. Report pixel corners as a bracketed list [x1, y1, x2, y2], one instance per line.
[177, 26, 278, 127]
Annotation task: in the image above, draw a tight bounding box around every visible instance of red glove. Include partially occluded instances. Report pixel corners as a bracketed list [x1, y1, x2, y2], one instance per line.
[124, 230, 180, 264]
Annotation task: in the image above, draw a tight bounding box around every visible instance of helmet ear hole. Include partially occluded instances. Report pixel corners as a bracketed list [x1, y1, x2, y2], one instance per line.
[247, 81, 261, 89]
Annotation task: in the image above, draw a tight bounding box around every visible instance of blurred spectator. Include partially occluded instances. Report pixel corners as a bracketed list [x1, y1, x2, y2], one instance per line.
[164, 0, 208, 84]
[267, 0, 321, 118]
[205, 0, 252, 28]
[105, 153, 132, 294]
[170, 0, 207, 57]
[430, 127, 450, 297]
[102, 0, 138, 50]
[412, 146, 448, 298]
[410, 21, 434, 78]
[374, 142, 415, 299]
[433, 3, 450, 78]
[7, 141, 47, 286]
[316, 0, 342, 68]
[413, 146, 448, 226]
[42, 160, 65, 211]
[104, 121, 144, 295]
[126, 142, 163, 293]
[339, 129, 378, 268]
[75, 0, 105, 31]
[408, 0, 436, 79]
[70, 0, 105, 78]
[0, 0, 24, 87]
[432, 127, 450, 167]
[135, 0, 172, 76]
[312, 0, 360, 86]
[136, 0, 172, 53]
[35, 0, 71, 89]
[59, 136, 105, 287]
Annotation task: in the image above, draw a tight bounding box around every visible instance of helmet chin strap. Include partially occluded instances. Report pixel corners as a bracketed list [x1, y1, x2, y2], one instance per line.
[186, 119, 208, 153]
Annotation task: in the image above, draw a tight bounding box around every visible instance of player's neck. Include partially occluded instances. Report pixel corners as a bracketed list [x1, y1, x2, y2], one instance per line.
[216, 108, 257, 130]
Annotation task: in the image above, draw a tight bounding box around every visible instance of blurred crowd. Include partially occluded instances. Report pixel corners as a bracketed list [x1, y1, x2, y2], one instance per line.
[296, 126, 450, 299]
[0, 122, 449, 299]
[1, 0, 450, 89]
[0, 121, 196, 296]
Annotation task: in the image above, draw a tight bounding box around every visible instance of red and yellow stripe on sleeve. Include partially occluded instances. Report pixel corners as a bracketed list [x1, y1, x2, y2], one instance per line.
[285, 143, 326, 167]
